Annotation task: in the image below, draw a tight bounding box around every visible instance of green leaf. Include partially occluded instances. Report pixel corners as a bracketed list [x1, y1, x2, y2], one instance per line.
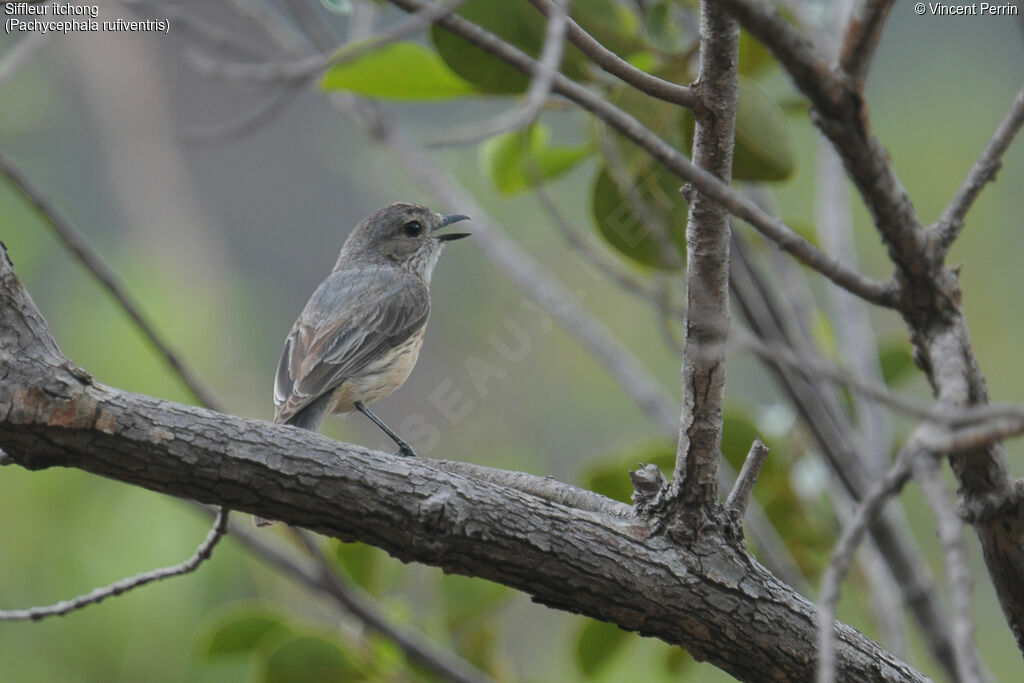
[431, 0, 620, 94]
[333, 541, 400, 596]
[320, 41, 477, 99]
[682, 77, 795, 182]
[663, 646, 695, 675]
[575, 619, 629, 676]
[430, 0, 550, 94]
[879, 341, 915, 385]
[581, 440, 674, 504]
[590, 164, 687, 270]
[193, 603, 292, 659]
[439, 573, 512, 631]
[480, 125, 591, 195]
[262, 635, 364, 683]
[738, 28, 774, 76]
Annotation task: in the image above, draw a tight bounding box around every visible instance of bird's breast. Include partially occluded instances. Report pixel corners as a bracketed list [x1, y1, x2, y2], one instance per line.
[329, 329, 427, 413]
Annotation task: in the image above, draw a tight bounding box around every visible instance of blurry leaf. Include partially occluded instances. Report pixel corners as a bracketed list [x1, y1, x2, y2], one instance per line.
[262, 635, 363, 683]
[879, 342, 915, 385]
[480, 125, 591, 195]
[590, 164, 687, 270]
[605, 56, 691, 173]
[738, 28, 774, 76]
[682, 77, 795, 182]
[333, 541, 399, 596]
[663, 645, 695, 675]
[582, 440, 674, 503]
[720, 412, 762, 472]
[454, 621, 503, 675]
[572, 0, 644, 58]
[194, 603, 292, 659]
[575, 619, 629, 676]
[320, 41, 477, 99]
[720, 408, 834, 579]
[431, 0, 637, 94]
[810, 312, 837, 360]
[439, 573, 512, 631]
[431, 0, 557, 94]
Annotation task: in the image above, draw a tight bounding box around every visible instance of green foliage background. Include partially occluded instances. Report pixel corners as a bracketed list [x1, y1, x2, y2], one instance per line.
[1, 3, 1022, 681]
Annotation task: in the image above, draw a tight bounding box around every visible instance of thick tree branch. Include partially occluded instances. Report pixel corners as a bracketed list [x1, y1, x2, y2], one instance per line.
[0, 247, 926, 683]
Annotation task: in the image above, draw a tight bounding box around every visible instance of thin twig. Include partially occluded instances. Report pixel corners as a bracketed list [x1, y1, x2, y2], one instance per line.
[838, 0, 896, 91]
[426, 0, 569, 147]
[0, 508, 229, 621]
[0, 151, 225, 412]
[913, 456, 986, 683]
[725, 438, 769, 519]
[816, 445, 918, 683]
[386, 0, 898, 307]
[932, 84, 1024, 256]
[526, 0, 699, 109]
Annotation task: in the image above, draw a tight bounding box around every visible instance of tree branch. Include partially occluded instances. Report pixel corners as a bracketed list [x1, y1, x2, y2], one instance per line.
[0, 249, 927, 682]
[666, 0, 738, 525]
[384, 0, 899, 308]
[0, 508, 228, 621]
[838, 0, 896, 92]
[931, 84, 1024, 256]
[525, 0, 699, 109]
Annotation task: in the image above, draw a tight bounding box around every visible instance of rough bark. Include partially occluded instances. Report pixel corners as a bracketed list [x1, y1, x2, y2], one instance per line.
[0, 248, 927, 682]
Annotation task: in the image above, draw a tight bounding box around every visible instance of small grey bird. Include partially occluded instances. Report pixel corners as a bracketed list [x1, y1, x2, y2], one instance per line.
[256, 203, 469, 526]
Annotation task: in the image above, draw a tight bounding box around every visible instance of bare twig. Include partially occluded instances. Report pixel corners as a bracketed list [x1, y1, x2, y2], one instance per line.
[0, 508, 229, 621]
[817, 445, 918, 683]
[426, 0, 568, 147]
[0, 151, 225, 411]
[838, 0, 896, 91]
[387, 0, 898, 307]
[725, 438, 769, 519]
[913, 456, 985, 683]
[526, 0, 699, 109]
[932, 84, 1024, 256]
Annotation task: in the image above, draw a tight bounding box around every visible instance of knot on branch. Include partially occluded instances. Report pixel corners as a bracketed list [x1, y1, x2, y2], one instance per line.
[630, 463, 667, 515]
[957, 483, 1024, 530]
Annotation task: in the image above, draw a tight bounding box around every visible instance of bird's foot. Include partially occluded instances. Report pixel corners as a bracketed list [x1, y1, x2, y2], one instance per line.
[395, 443, 417, 458]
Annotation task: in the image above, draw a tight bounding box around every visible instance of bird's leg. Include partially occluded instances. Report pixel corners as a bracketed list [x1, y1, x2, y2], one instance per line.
[354, 401, 417, 457]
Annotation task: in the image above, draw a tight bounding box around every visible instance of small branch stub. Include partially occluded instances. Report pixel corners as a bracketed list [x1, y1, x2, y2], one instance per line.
[726, 438, 770, 521]
[631, 463, 668, 514]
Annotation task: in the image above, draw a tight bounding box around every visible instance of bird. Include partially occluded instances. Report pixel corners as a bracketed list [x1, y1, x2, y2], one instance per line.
[255, 202, 470, 527]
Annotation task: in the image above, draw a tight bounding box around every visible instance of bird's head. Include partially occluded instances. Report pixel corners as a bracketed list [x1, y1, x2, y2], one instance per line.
[337, 202, 470, 281]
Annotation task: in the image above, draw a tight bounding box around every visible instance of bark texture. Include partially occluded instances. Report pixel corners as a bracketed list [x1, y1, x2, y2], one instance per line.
[0, 249, 928, 682]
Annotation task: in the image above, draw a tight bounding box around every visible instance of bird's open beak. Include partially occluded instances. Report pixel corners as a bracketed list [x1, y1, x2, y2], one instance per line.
[436, 213, 471, 242]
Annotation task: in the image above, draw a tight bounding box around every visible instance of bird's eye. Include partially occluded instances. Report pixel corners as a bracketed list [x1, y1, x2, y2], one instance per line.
[402, 220, 423, 237]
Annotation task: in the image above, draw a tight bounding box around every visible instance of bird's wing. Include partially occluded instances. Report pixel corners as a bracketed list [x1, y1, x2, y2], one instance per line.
[273, 266, 429, 424]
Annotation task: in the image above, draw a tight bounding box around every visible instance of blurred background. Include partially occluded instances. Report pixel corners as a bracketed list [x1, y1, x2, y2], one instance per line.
[1, 1, 1022, 680]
